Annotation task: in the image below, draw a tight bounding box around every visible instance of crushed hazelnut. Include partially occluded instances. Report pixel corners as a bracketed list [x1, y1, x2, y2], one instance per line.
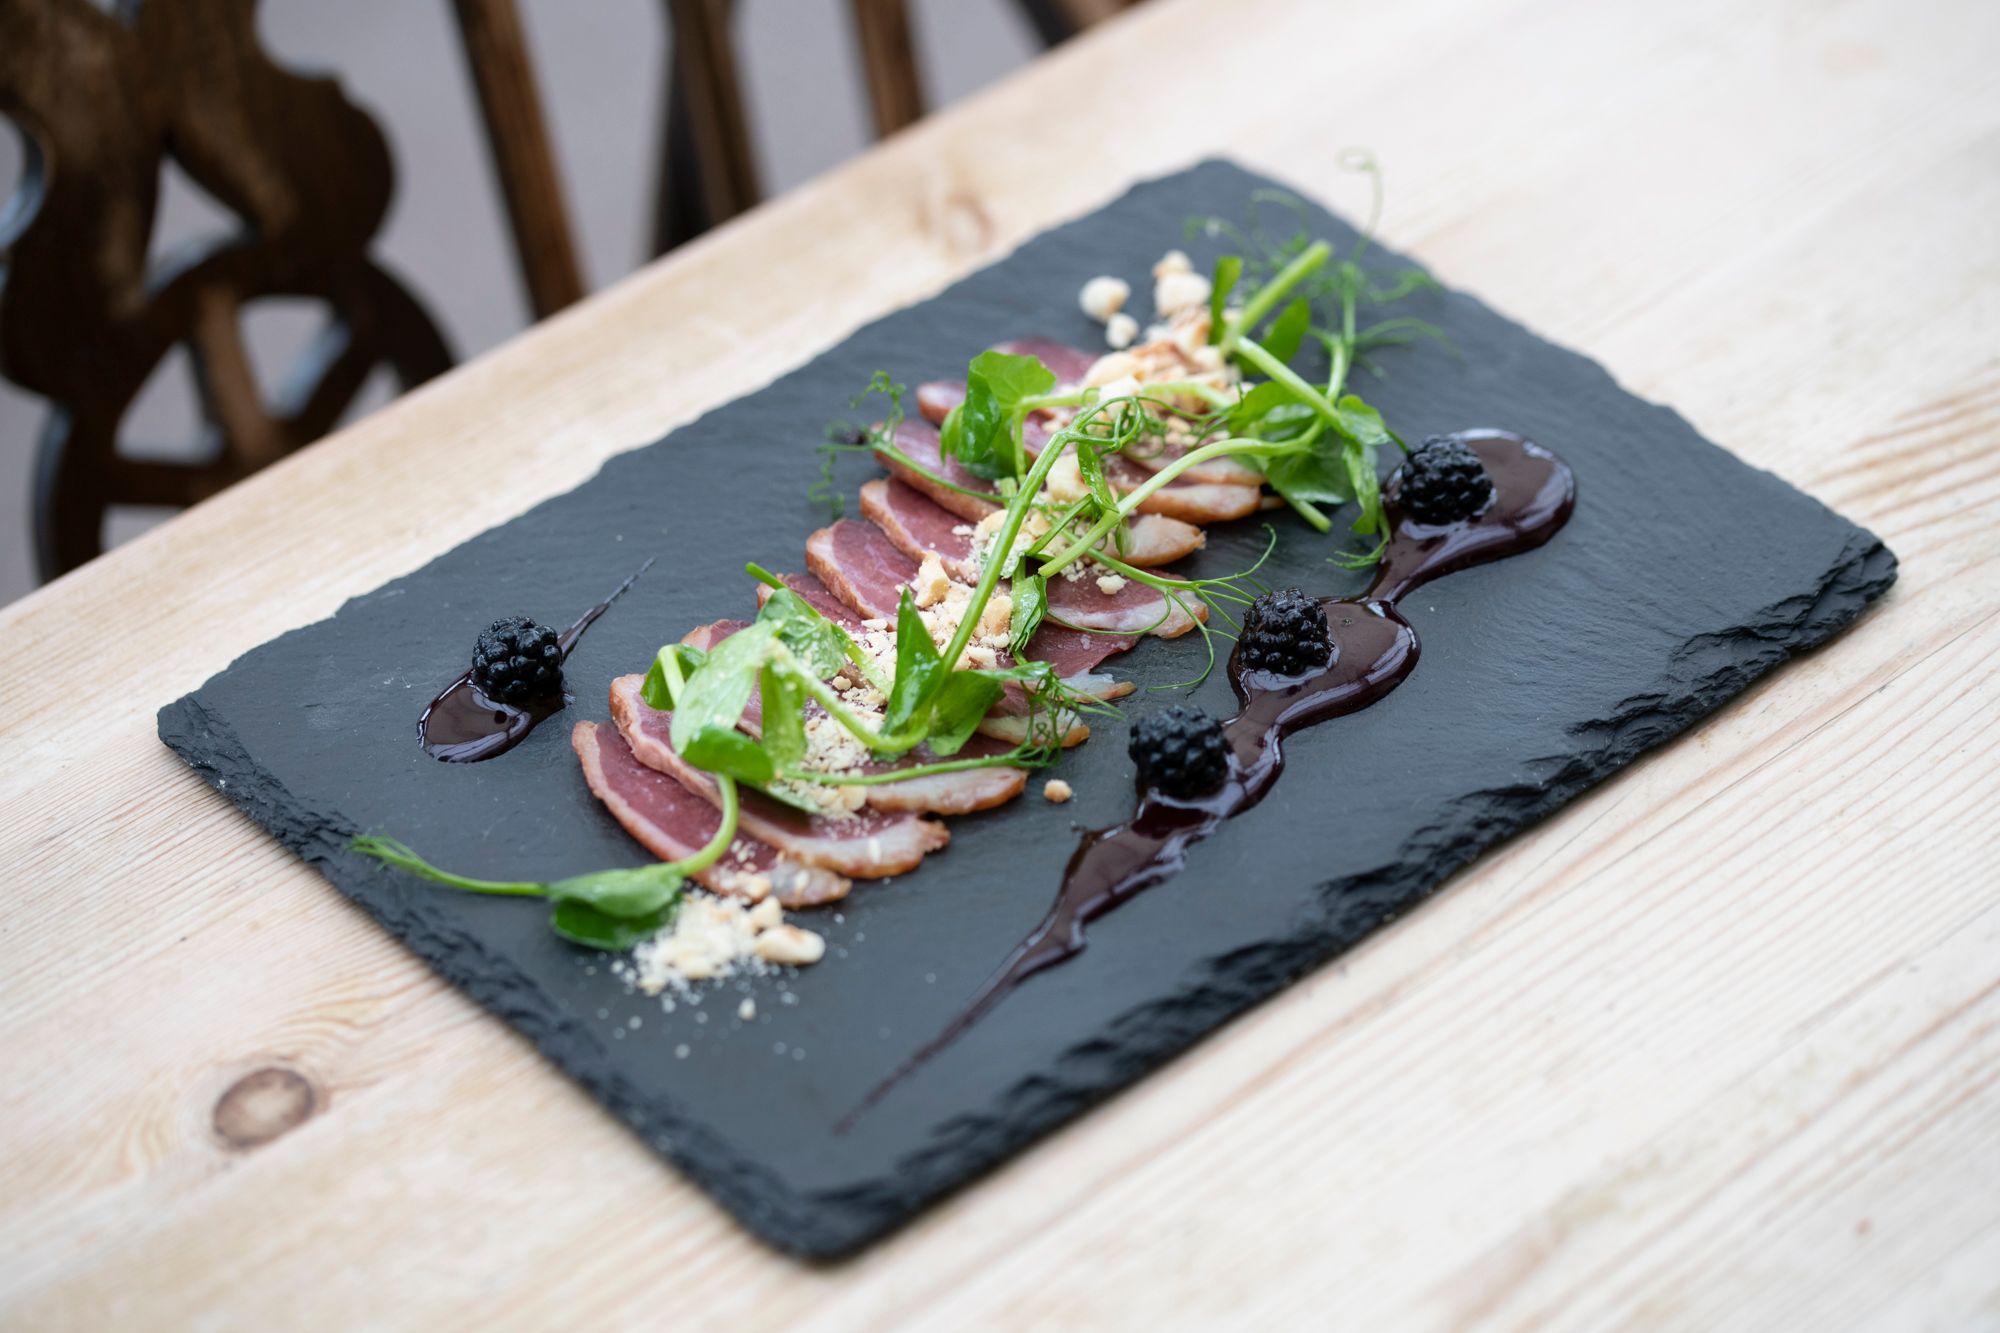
[1078, 275, 1130, 322]
[755, 924, 827, 967]
[979, 592, 1012, 638]
[1085, 351, 1141, 387]
[1042, 778, 1074, 803]
[1105, 312, 1138, 349]
[910, 553, 951, 608]
[1155, 270, 1211, 318]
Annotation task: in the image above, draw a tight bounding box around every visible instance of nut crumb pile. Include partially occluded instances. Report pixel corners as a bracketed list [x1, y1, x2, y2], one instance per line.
[616, 890, 826, 995]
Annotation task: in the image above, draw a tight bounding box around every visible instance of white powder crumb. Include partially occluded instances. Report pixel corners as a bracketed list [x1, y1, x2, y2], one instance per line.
[1043, 778, 1074, 803]
[1095, 573, 1128, 596]
[619, 888, 825, 996]
[1078, 274, 1130, 322]
[1105, 312, 1138, 349]
[738, 997, 756, 1021]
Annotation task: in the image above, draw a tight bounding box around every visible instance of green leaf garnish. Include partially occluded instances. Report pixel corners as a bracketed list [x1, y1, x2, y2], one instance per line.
[880, 589, 944, 739]
[1008, 572, 1047, 658]
[940, 349, 1056, 480]
[926, 670, 1007, 757]
[1262, 295, 1312, 364]
[1208, 253, 1242, 337]
[550, 899, 678, 950]
[758, 663, 808, 770]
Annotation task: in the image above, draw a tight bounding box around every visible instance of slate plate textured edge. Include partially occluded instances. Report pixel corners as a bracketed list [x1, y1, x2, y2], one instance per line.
[159, 159, 1897, 1257]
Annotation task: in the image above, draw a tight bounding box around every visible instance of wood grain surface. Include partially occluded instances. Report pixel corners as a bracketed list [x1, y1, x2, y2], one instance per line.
[2, 0, 1996, 1326]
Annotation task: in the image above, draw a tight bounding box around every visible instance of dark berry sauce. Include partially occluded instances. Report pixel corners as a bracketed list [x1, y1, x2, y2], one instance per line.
[849, 432, 1573, 1122]
[418, 562, 650, 763]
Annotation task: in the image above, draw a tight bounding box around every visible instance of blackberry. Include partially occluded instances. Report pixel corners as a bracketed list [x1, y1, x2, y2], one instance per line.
[1128, 705, 1230, 800]
[1396, 435, 1493, 525]
[1238, 586, 1332, 677]
[472, 616, 564, 703]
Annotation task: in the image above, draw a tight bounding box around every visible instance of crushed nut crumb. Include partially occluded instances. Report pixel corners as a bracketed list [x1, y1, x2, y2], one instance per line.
[755, 925, 827, 967]
[1078, 274, 1130, 322]
[614, 889, 824, 996]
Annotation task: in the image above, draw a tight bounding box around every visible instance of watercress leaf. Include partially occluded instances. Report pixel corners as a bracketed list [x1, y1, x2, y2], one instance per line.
[880, 589, 944, 738]
[758, 664, 807, 769]
[1263, 295, 1312, 363]
[926, 670, 1006, 757]
[1209, 254, 1242, 339]
[546, 865, 684, 918]
[668, 621, 774, 757]
[1344, 441, 1383, 536]
[756, 585, 848, 678]
[1265, 445, 1355, 510]
[940, 393, 1003, 479]
[1331, 393, 1392, 448]
[550, 898, 676, 950]
[1257, 402, 1319, 444]
[679, 726, 775, 787]
[1008, 572, 1047, 658]
[942, 351, 1056, 480]
[641, 642, 706, 710]
[971, 348, 1057, 405]
[1225, 380, 1294, 434]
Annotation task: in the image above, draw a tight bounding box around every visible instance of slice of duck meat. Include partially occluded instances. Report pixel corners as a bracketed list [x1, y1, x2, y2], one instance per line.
[679, 620, 1028, 816]
[761, 571, 864, 630]
[856, 732, 1027, 814]
[572, 721, 851, 907]
[1043, 567, 1205, 638]
[995, 338, 1261, 484]
[1020, 415, 1263, 525]
[860, 477, 980, 581]
[796, 524, 1119, 746]
[860, 477, 1202, 639]
[996, 335, 1098, 386]
[610, 675, 949, 879]
[920, 378, 1262, 490]
[875, 419, 1203, 567]
[803, 518, 1133, 683]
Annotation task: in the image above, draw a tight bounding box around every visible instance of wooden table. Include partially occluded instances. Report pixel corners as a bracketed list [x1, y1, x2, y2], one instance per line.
[4, 0, 1996, 1325]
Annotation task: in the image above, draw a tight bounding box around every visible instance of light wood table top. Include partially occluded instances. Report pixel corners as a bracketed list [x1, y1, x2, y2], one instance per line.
[4, 0, 1996, 1326]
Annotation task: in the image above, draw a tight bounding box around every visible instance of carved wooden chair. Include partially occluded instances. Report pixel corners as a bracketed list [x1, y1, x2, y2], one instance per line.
[652, 0, 1142, 252]
[0, 0, 595, 581]
[0, 0, 1135, 581]
[0, 0, 458, 579]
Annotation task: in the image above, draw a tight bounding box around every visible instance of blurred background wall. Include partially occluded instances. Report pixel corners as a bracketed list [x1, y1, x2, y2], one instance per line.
[0, 0, 1044, 605]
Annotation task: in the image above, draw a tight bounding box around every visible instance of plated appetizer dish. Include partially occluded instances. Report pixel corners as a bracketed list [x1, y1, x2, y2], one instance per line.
[162, 159, 1890, 1254]
[356, 177, 1574, 1081]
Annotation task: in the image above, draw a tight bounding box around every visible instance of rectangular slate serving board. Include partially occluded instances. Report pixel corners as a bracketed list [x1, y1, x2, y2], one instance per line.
[159, 160, 1895, 1257]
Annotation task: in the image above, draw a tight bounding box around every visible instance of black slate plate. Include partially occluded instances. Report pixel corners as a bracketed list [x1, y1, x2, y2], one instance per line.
[158, 160, 1895, 1257]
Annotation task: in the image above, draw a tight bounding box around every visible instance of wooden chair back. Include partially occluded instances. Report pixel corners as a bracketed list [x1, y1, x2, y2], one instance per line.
[0, 0, 453, 580]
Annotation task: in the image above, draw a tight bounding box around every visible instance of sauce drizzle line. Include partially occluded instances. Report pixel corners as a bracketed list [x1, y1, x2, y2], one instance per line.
[419, 560, 653, 763]
[847, 431, 1575, 1125]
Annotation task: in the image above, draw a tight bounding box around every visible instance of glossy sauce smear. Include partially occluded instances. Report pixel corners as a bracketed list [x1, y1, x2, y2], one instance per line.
[418, 563, 650, 763]
[851, 432, 1575, 1120]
